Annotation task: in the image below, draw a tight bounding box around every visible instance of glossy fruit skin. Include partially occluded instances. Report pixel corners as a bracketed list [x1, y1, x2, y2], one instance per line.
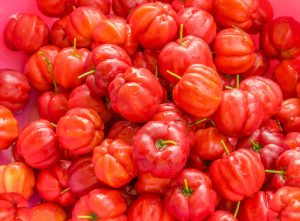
[128, 194, 175, 221]
[132, 49, 159, 74]
[135, 172, 171, 194]
[31, 203, 67, 221]
[36, 160, 77, 207]
[54, 47, 89, 89]
[209, 148, 265, 201]
[112, 0, 150, 18]
[213, 0, 259, 30]
[273, 57, 300, 98]
[72, 188, 127, 221]
[242, 50, 269, 77]
[67, 157, 103, 196]
[0, 105, 18, 150]
[239, 76, 283, 122]
[171, 0, 213, 13]
[93, 17, 138, 56]
[66, 6, 106, 48]
[37, 91, 68, 123]
[177, 7, 216, 44]
[285, 132, 300, 149]
[132, 121, 192, 178]
[213, 28, 256, 74]
[129, 2, 177, 50]
[109, 67, 163, 122]
[107, 121, 141, 145]
[151, 102, 188, 123]
[159, 35, 214, 84]
[260, 16, 300, 60]
[25, 45, 60, 91]
[36, 0, 75, 17]
[77, 0, 111, 15]
[165, 168, 218, 221]
[50, 16, 72, 48]
[0, 193, 31, 221]
[206, 210, 237, 221]
[0, 69, 31, 112]
[57, 108, 104, 156]
[68, 84, 112, 123]
[0, 162, 35, 200]
[238, 191, 277, 221]
[275, 98, 300, 133]
[270, 186, 300, 221]
[173, 64, 223, 117]
[92, 139, 137, 188]
[213, 88, 264, 138]
[4, 13, 49, 54]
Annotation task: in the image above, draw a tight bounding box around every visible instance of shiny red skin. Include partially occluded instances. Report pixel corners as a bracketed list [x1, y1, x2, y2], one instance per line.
[213, 28, 256, 74]
[177, 7, 216, 44]
[151, 102, 188, 123]
[238, 191, 277, 221]
[135, 172, 171, 194]
[56, 108, 104, 155]
[248, 0, 273, 33]
[132, 49, 159, 74]
[0, 162, 35, 200]
[36, 0, 75, 17]
[93, 17, 138, 56]
[213, 0, 259, 30]
[132, 121, 192, 178]
[173, 64, 223, 117]
[112, 0, 150, 18]
[165, 168, 218, 221]
[128, 194, 175, 221]
[36, 160, 77, 207]
[129, 2, 177, 50]
[270, 186, 300, 221]
[25, 45, 60, 91]
[37, 91, 68, 123]
[67, 157, 104, 196]
[159, 35, 214, 84]
[92, 139, 137, 188]
[85, 44, 131, 97]
[260, 16, 300, 60]
[109, 67, 163, 122]
[0, 193, 31, 221]
[275, 98, 300, 133]
[107, 121, 141, 145]
[0, 105, 18, 150]
[172, 0, 213, 13]
[242, 51, 269, 78]
[54, 47, 89, 89]
[209, 148, 265, 201]
[15, 119, 60, 169]
[213, 88, 264, 138]
[68, 84, 112, 123]
[72, 188, 127, 221]
[66, 6, 106, 48]
[240, 76, 283, 122]
[4, 13, 49, 54]
[193, 127, 234, 161]
[186, 149, 210, 171]
[77, 0, 111, 15]
[50, 16, 72, 48]
[31, 203, 67, 221]
[0, 69, 31, 112]
[285, 132, 300, 149]
[206, 211, 237, 221]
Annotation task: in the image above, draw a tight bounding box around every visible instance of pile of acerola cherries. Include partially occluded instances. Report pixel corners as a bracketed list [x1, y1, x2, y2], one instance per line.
[1, 0, 300, 220]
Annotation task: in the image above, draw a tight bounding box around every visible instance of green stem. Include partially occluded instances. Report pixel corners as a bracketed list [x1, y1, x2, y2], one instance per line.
[60, 188, 69, 195]
[221, 139, 230, 155]
[181, 178, 193, 197]
[236, 75, 240, 89]
[166, 70, 182, 80]
[77, 216, 93, 220]
[156, 139, 177, 150]
[188, 118, 208, 126]
[234, 201, 241, 218]
[155, 65, 158, 78]
[77, 213, 98, 220]
[50, 123, 57, 128]
[250, 139, 261, 152]
[265, 169, 286, 175]
[225, 86, 233, 90]
[179, 24, 184, 46]
[276, 120, 283, 132]
[78, 69, 96, 79]
[38, 51, 58, 94]
[73, 38, 80, 58]
[209, 119, 217, 127]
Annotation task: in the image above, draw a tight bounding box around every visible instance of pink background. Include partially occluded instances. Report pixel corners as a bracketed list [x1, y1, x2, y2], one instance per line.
[0, 0, 299, 164]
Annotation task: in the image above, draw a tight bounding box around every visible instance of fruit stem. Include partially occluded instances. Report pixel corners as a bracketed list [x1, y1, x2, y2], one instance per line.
[221, 139, 230, 155]
[60, 188, 69, 195]
[234, 201, 241, 218]
[155, 139, 177, 150]
[166, 70, 182, 80]
[236, 75, 240, 89]
[181, 178, 193, 197]
[155, 65, 158, 78]
[78, 69, 96, 79]
[179, 24, 184, 46]
[250, 139, 261, 152]
[78, 213, 98, 220]
[225, 86, 233, 90]
[38, 51, 58, 94]
[209, 119, 217, 127]
[188, 118, 208, 126]
[50, 123, 57, 128]
[265, 169, 286, 175]
[73, 38, 80, 58]
[276, 120, 283, 132]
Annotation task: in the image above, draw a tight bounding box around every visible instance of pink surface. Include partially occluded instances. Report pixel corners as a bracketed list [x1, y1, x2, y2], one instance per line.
[0, 0, 299, 159]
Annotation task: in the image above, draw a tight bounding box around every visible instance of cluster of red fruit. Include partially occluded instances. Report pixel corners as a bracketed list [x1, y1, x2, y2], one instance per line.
[1, 0, 300, 220]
